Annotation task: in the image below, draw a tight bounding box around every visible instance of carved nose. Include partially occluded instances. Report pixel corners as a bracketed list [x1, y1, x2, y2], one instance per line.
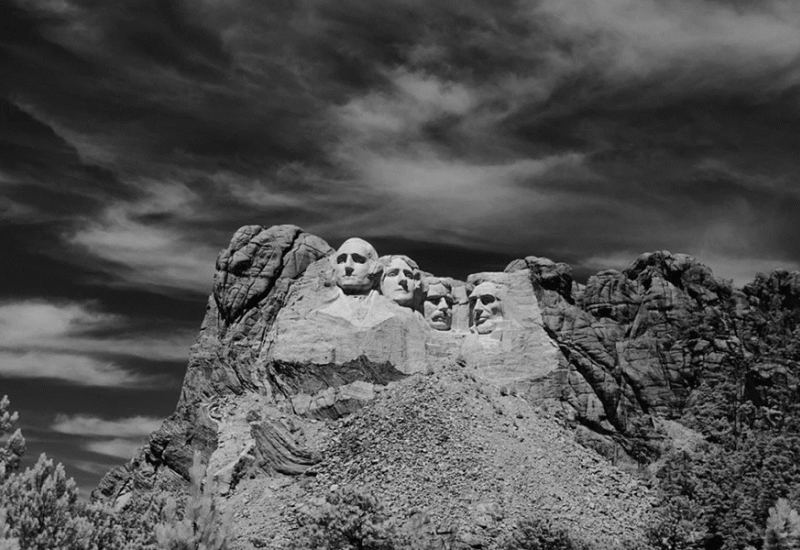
[344, 266, 354, 275]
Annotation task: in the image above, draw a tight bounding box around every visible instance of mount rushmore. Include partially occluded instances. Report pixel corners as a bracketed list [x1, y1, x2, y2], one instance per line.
[92, 223, 800, 548]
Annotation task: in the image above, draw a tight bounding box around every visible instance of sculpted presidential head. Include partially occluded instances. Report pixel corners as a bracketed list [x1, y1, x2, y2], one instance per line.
[379, 255, 422, 308]
[469, 282, 504, 334]
[332, 237, 380, 295]
[423, 277, 453, 331]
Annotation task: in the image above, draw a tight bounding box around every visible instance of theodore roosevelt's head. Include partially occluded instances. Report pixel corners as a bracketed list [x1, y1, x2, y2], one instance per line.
[423, 278, 453, 330]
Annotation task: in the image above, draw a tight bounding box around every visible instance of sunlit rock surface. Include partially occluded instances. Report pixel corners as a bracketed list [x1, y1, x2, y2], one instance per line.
[94, 224, 799, 548]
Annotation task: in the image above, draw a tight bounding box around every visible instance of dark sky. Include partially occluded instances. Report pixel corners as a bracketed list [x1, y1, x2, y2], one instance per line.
[1, 0, 799, 494]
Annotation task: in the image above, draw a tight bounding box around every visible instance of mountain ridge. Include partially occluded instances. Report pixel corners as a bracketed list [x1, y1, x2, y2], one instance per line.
[93, 223, 800, 548]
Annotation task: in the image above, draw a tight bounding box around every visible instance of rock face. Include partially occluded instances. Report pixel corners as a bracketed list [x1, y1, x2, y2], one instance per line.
[506, 252, 734, 459]
[94, 224, 799, 546]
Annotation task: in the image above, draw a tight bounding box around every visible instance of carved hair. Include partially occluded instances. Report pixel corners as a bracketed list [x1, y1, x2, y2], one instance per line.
[378, 254, 420, 280]
[422, 276, 452, 295]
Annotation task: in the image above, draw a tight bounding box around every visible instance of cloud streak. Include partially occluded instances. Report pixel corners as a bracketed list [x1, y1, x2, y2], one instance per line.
[0, 301, 194, 362]
[533, 0, 800, 93]
[52, 414, 161, 438]
[52, 414, 159, 460]
[0, 351, 154, 387]
[0, 301, 189, 386]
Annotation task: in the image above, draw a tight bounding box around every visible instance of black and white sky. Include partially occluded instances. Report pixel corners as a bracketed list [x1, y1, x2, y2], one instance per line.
[1, 0, 799, 494]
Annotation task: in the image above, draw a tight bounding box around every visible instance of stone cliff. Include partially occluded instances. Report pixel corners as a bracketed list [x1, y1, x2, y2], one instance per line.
[93, 224, 800, 548]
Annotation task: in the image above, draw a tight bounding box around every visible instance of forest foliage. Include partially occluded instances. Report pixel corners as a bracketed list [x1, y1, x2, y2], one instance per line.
[0, 397, 229, 550]
[649, 272, 800, 550]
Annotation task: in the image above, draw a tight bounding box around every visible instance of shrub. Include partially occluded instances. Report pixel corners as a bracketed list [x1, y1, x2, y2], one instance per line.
[764, 499, 800, 550]
[0, 508, 20, 550]
[289, 486, 405, 550]
[0, 396, 25, 480]
[155, 451, 231, 550]
[646, 496, 706, 550]
[0, 394, 162, 550]
[0, 453, 91, 550]
[500, 517, 592, 550]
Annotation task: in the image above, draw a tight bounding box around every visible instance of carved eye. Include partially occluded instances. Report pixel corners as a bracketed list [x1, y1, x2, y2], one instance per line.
[480, 295, 496, 305]
[352, 253, 366, 264]
[403, 270, 414, 278]
[336, 254, 347, 264]
[387, 268, 400, 277]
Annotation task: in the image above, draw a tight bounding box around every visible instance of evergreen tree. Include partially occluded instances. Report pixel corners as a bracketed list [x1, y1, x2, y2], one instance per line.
[155, 451, 231, 550]
[0, 454, 91, 550]
[0, 396, 25, 480]
[764, 499, 800, 550]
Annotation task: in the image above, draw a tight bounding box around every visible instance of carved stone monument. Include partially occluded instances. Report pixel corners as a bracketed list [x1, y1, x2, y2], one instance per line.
[423, 277, 453, 331]
[459, 271, 561, 394]
[469, 281, 504, 335]
[332, 237, 381, 294]
[380, 255, 422, 310]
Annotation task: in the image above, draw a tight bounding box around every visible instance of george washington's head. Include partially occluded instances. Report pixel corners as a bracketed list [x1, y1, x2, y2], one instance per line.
[331, 238, 380, 294]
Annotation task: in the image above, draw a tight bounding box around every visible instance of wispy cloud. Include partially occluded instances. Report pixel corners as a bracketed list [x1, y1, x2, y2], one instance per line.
[84, 438, 144, 459]
[71, 460, 116, 477]
[533, 0, 800, 94]
[53, 414, 161, 463]
[0, 301, 193, 362]
[0, 301, 187, 386]
[52, 414, 161, 438]
[0, 350, 153, 387]
[69, 181, 218, 294]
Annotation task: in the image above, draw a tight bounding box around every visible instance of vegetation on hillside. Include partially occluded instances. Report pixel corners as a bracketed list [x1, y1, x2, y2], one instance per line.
[649, 272, 800, 550]
[0, 397, 229, 550]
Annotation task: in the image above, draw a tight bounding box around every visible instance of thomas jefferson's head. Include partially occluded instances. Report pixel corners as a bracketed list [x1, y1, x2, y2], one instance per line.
[379, 255, 421, 308]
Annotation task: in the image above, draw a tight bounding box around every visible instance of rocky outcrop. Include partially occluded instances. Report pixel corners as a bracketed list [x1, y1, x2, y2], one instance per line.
[95, 224, 800, 546]
[505, 251, 737, 460]
[95, 225, 333, 501]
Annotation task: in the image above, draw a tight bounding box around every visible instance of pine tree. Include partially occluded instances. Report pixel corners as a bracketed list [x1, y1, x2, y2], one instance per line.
[154, 451, 231, 550]
[0, 508, 20, 550]
[0, 396, 25, 480]
[0, 453, 92, 550]
[764, 499, 800, 550]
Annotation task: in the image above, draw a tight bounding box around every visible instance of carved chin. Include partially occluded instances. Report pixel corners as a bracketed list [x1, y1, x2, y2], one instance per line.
[473, 319, 496, 334]
[386, 290, 414, 306]
[339, 278, 372, 293]
[428, 319, 451, 331]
